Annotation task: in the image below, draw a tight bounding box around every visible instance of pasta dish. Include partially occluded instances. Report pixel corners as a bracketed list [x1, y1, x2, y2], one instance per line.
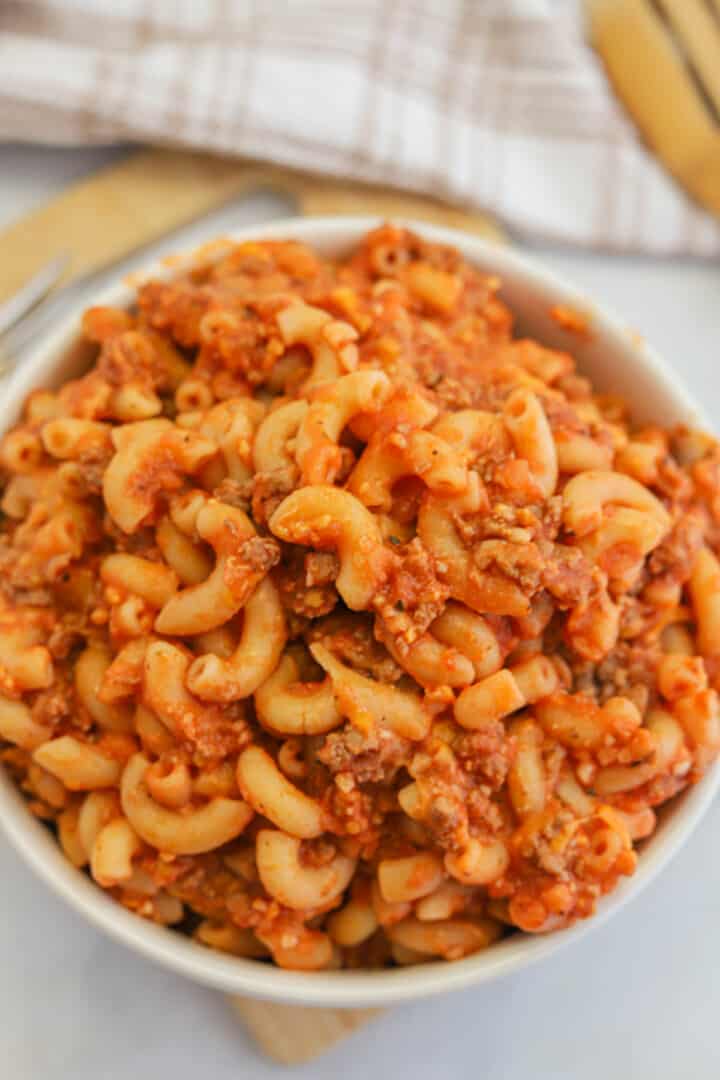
[0, 225, 717, 969]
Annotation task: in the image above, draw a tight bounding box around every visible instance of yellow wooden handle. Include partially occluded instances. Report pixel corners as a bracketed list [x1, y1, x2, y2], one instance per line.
[229, 998, 382, 1064]
[586, 0, 720, 217]
[0, 147, 504, 305]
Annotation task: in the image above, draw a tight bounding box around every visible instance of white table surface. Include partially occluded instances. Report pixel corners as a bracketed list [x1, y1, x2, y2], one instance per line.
[1, 142, 719, 1080]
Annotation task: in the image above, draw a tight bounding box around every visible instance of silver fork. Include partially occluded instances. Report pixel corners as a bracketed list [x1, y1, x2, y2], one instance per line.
[0, 253, 70, 369]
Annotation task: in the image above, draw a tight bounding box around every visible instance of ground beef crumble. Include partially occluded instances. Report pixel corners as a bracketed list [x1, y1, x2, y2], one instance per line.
[372, 537, 449, 644]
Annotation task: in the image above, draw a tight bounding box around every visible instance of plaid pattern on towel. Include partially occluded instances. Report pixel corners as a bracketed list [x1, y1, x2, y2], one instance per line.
[0, 0, 718, 255]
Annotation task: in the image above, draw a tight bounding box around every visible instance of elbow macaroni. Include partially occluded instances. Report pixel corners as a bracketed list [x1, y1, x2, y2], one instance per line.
[269, 486, 388, 610]
[155, 499, 267, 635]
[1, 225, 719, 970]
[186, 577, 286, 701]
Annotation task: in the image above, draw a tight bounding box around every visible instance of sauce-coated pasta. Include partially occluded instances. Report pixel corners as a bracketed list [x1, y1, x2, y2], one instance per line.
[1, 225, 719, 970]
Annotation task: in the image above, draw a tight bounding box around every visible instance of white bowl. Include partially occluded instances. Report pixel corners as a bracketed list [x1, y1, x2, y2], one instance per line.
[1, 217, 716, 1008]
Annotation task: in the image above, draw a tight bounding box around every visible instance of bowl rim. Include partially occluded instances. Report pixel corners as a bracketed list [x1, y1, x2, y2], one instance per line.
[0, 214, 716, 1008]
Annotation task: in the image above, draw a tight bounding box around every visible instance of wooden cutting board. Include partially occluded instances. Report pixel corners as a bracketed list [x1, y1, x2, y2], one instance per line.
[0, 147, 503, 1063]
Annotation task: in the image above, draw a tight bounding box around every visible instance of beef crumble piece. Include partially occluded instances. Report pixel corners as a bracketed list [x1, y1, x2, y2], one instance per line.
[472, 538, 545, 595]
[165, 853, 251, 920]
[62, 440, 114, 499]
[212, 477, 252, 512]
[177, 702, 252, 763]
[454, 725, 516, 791]
[541, 542, 596, 609]
[97, 331, 160, 388]
[276, 549, 339, 619]
[137, 279, 214, 347]
[195, 307, 284, 388]
[318, 723, 412, 784]
[594, 640, 663, 704]
[648, 508, 704, 586]
[232, 536, 281, 578]
[373, 537, 449, 644]
[306, 613, 403, 683]
[250, 468, 296, 527]
[31, 678, 75, 733]
[305, 552, 340, 588]
[326, 774, 379, 843]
